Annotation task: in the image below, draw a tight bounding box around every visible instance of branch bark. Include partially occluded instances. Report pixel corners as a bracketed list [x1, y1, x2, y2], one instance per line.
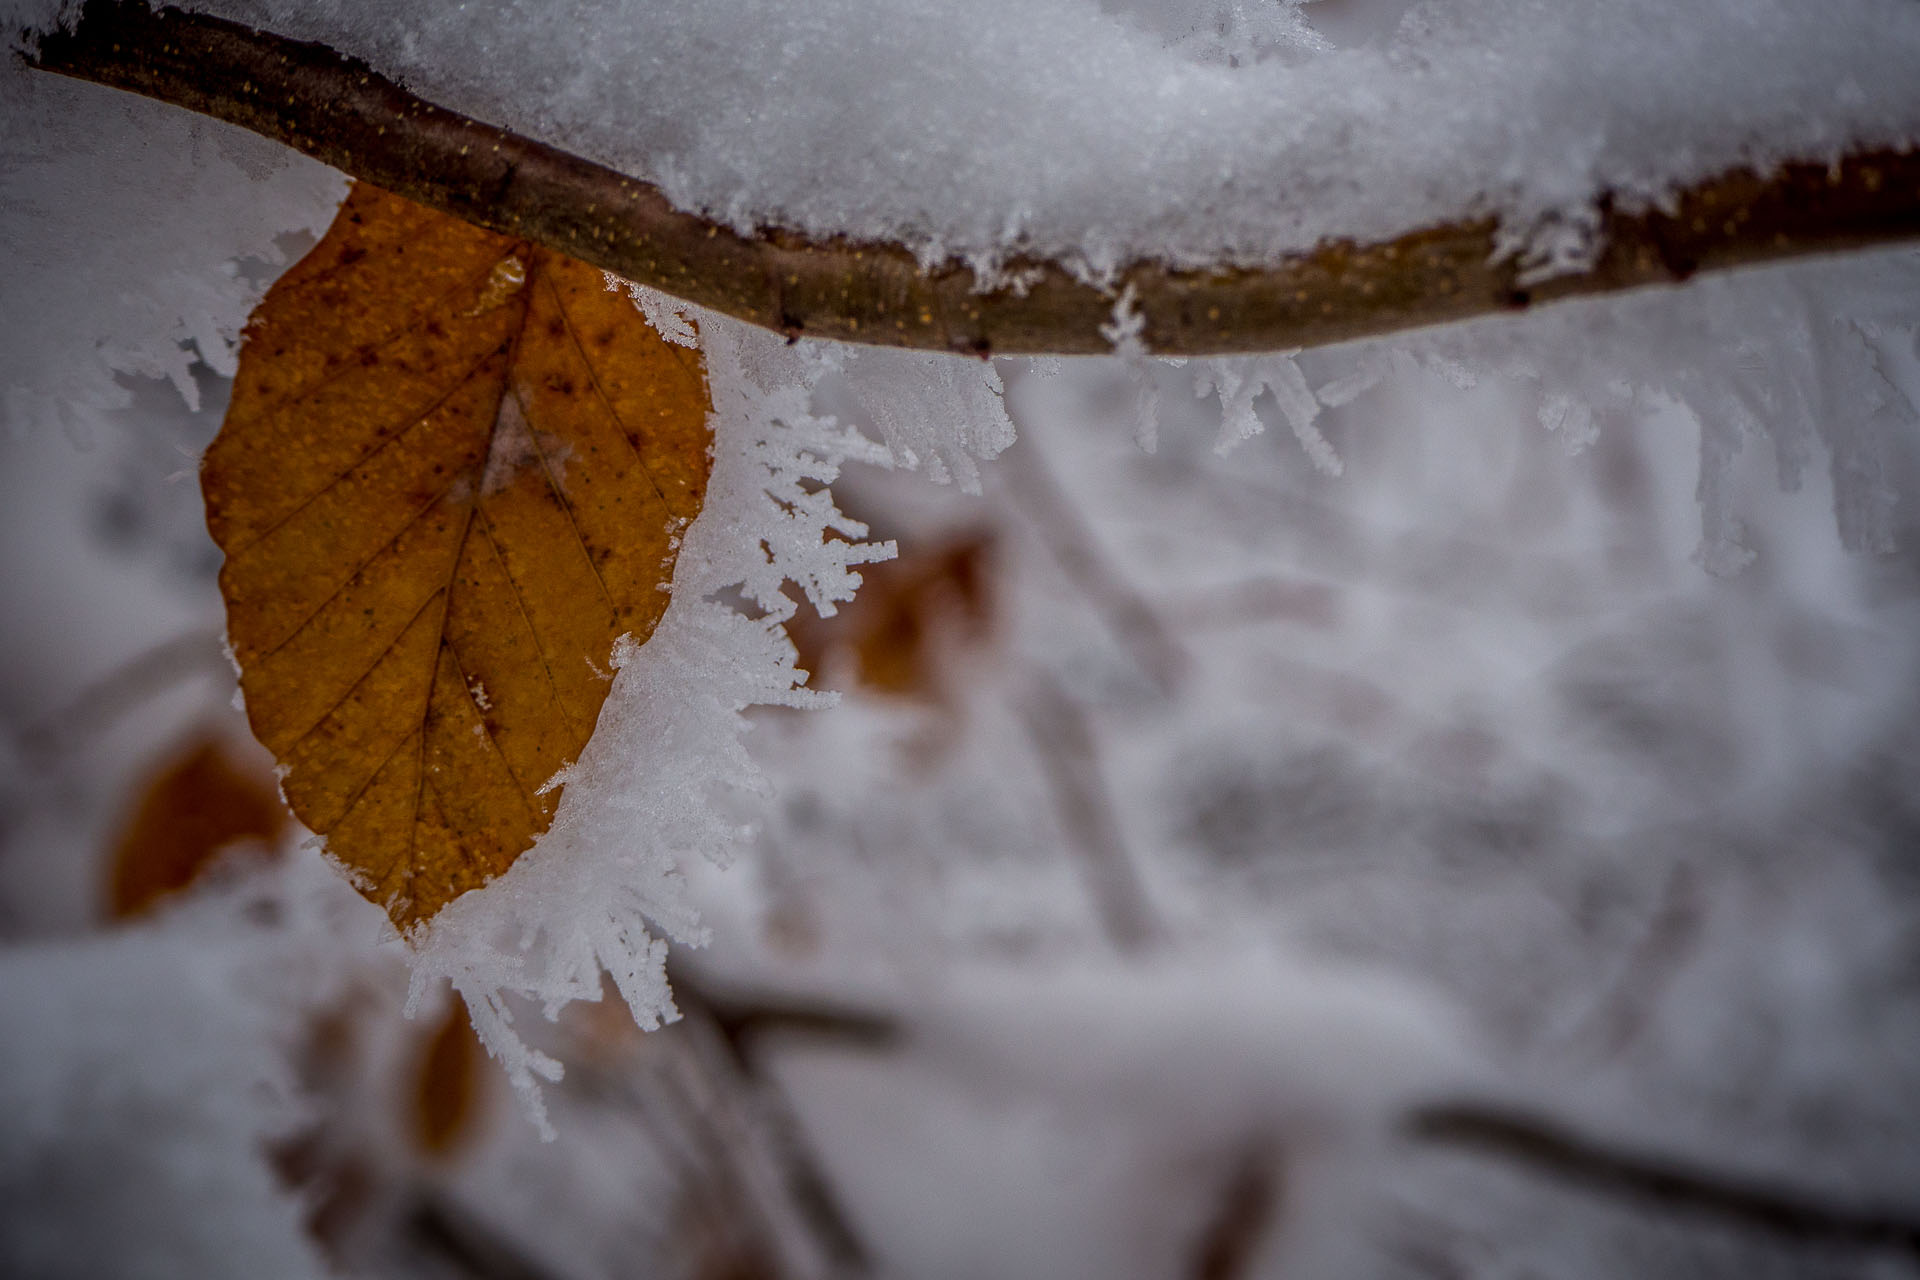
[24, 0, 1920, 358]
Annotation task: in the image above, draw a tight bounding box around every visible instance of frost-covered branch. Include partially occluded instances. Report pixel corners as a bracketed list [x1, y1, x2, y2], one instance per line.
[640, 985, 1920, 1260]
[1017, 672, 1167, 953]
[664, 981, 876, 1275]
[25, 0, 1920, 357]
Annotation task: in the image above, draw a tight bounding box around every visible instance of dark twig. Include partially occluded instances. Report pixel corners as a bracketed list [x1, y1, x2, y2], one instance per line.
[667, 981, 875, 1276]
[696, 988, 904, 1055]
[545, 980, 869, 1277]
[1406, 1101, 1920, 1259]
[1559, 862, 1705, 1061]
[1187, 1142, 1283, 1280]
[407, 1194, 565, 1280]
[24, 0, 1920, 357]
[994, 428, 1188, 693]
[1016, 670, 1167, 954]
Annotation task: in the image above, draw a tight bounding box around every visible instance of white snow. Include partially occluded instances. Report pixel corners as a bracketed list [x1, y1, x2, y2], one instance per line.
[0, 857, 360, 1280]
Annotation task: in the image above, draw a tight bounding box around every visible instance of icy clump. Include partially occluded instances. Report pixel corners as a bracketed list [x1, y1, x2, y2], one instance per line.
[1194, 352, 1342, 474]
[0, 55, 344, 438]
[918, 946, 1476, 1137]
[826, 347, 1018, 493]
[88, 0, 1920, 280]
[0, 855, 362, 1280]
[604, 273, 700, 349]
[878, 947, 1478, 1279]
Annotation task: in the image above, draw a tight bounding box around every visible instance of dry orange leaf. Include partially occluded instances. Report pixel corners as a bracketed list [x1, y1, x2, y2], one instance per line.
[107, 733, 289, 919]
[204, 182, 712, 931]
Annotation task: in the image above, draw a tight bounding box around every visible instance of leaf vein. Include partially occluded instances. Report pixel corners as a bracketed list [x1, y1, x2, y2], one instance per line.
[242, 252, 513, 430]
[473, 506, 590, 746]
[226, 344, 500, 558]
[282, 579, 450, 755]
[252, 471, 473, 664]
[328, 722, 418, 837]
[439, 637, 546, 828]
[506, 373, 621, 619]
[544, 270, 674, 511]
[404, 499, 479, 912]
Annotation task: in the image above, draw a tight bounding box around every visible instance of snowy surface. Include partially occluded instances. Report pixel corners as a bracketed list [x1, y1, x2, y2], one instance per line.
[13, 0, 1920, 282]
[0, 859, 359, 1280]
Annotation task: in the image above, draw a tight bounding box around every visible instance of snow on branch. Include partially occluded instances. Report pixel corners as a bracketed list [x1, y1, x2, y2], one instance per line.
[657, 983, 1920, 1264]
[24, 0, 1920, 358]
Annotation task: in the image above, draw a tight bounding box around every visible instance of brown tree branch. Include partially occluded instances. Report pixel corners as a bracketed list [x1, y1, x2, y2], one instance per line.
[23, 0, 1920, 358]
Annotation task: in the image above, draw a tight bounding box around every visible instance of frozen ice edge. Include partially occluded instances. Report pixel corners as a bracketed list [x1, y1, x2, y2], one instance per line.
[399, 310, 979, 1136]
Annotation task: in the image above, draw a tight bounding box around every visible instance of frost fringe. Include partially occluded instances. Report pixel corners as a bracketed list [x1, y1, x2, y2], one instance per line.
[401, 311, 1007, 1134]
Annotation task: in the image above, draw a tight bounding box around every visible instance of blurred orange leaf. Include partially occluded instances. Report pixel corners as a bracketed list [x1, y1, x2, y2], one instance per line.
[789, 532, 995, 700]
[203, 182, 712, 931]
[411, 997, 484, 1158]
[108, 734, 287, 919]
